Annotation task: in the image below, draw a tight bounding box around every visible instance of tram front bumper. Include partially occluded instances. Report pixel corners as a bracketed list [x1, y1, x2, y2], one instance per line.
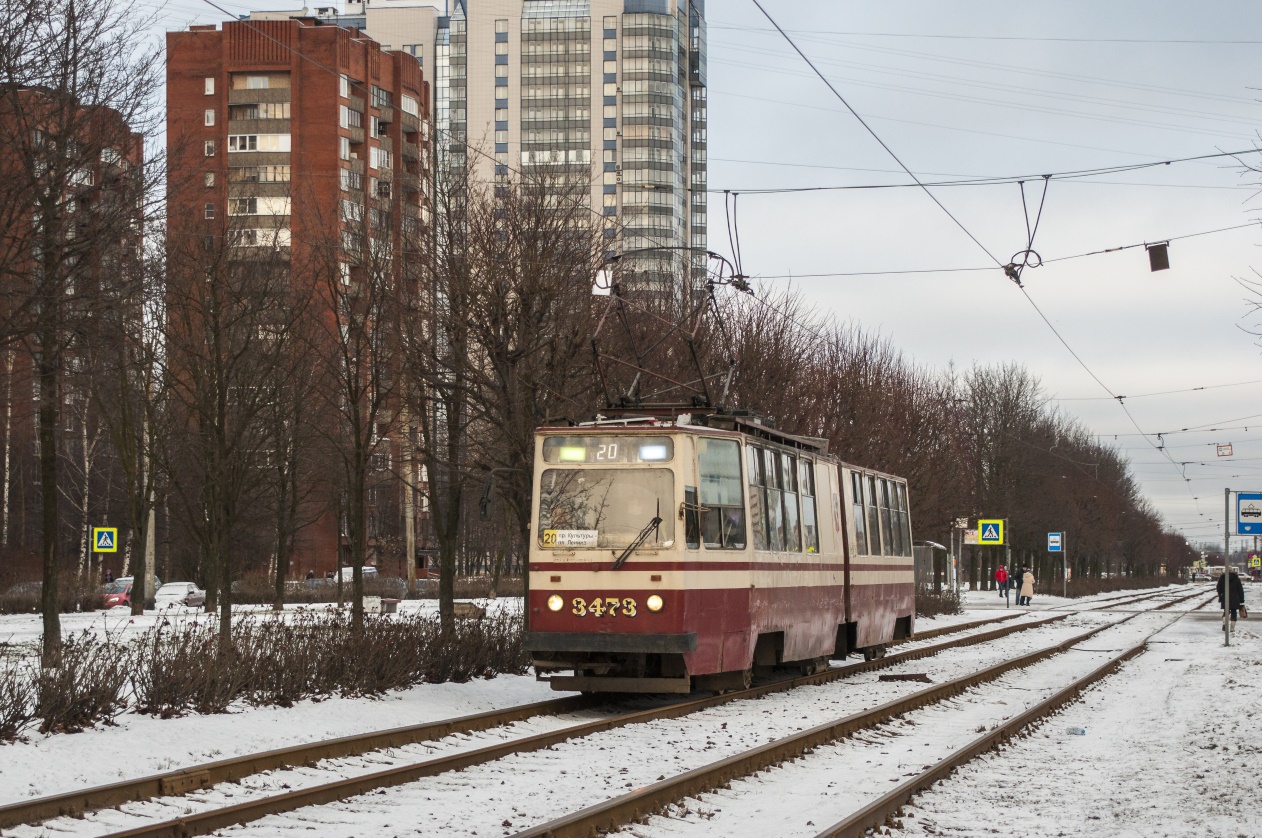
[524, 631, 697, 654]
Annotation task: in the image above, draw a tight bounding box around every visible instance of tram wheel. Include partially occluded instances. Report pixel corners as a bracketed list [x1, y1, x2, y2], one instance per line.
[862, 644, 887, 662]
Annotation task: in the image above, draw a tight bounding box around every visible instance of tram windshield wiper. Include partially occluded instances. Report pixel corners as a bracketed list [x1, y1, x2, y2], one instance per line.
[612, 509, 662, 570]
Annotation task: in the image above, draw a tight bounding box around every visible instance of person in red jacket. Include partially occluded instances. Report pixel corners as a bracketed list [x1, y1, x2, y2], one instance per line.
[995, 564, 1009, 599]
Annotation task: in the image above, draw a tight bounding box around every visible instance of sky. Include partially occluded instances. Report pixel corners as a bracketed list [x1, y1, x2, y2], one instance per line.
[147, 0, 1262, 546]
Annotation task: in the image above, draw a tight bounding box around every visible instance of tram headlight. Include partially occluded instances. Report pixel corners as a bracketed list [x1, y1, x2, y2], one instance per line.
[547, 594, 564, 612]
[646, 594, 664, 612]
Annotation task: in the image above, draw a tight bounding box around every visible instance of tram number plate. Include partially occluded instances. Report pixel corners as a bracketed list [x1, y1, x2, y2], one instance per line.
[571, 596, 637, 618]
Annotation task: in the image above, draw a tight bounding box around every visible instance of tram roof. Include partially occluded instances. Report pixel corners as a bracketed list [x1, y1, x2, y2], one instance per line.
[540, 411, 831, 456]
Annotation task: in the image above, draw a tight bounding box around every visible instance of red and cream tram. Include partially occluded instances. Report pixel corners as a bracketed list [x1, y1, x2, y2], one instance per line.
[525, 413, 915, 693]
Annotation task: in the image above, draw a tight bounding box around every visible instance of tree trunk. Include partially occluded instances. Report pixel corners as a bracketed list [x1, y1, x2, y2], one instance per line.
[38, 336, 60, 666]
[3, 349, 13, 547]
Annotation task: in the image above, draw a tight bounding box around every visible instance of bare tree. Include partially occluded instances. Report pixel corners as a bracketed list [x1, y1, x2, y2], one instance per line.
[0, 0, 160, 663]
[162, 218, 301, 654]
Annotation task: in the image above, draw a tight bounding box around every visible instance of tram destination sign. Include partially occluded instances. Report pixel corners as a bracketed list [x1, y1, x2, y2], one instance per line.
[1238, 493, 1262, 535]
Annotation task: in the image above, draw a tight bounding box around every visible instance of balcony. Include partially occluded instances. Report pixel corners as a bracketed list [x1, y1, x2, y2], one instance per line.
[400, 111, 420, 133]
[228, 118, 291, 134]
[347, 126, 365, 145]
[401, 141, 419, 161]
[375, 106, 394, 124]
[228, 88, 292, 105]
[398, 171, 420, 192]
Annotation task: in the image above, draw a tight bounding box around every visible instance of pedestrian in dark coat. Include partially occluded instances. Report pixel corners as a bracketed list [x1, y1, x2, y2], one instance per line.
[1218, 571, 1246, 624]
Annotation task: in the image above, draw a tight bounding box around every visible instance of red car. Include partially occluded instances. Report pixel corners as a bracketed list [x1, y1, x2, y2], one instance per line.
[102, 576, 163, 608]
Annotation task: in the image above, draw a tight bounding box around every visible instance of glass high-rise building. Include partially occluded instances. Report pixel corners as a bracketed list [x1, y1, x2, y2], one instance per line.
[250, 0, 707, 299]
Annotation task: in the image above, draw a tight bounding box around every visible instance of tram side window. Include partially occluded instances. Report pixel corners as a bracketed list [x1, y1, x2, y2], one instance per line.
[746, 446, 768, 551]
[879, 479, 896, 556]
[850, 471, 868, 555]
[896, 482, 912, 556]
[763, 448, 784, 552]
[685, 486, 700, 549]
[698, 438, 746, 549]
[800, 460, 818, 553]
[866, 475, 882, 556]
[781, 452, 801, 552]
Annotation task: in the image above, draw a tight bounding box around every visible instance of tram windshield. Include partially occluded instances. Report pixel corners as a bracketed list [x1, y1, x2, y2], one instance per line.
[537, 468, 675, 549]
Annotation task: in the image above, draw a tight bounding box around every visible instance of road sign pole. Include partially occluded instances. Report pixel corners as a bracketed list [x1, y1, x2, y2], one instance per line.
[1063, 532, 1067, 600]
[1225, 488, 1232, 647]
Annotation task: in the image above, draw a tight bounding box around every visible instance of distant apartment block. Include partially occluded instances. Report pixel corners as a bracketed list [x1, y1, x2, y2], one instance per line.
[250, 0, 708, 298]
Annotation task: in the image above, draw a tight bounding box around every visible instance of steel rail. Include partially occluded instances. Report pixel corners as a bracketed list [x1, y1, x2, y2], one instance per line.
[512, 591, 1209, 838]
[76, 613, 1072, 838]
[1, 609, 1028, 833]
[812, 592, 1216, 838]
[0, 694, 598, 830]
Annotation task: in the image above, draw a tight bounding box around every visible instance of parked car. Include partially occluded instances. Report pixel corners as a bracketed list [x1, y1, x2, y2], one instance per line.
[155, 582, 205, 609]
[102, 576, 164, 608]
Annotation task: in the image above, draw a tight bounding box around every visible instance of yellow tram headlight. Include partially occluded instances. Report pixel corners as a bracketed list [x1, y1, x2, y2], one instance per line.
[646, 594, 664, 612]
[547, 594, 564, 612]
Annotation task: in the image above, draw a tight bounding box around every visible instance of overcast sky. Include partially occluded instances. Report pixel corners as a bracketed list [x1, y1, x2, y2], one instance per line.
[153, 0, 1262, 546]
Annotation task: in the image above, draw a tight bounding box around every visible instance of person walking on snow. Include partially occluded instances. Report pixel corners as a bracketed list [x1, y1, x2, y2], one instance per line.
[1019, 567, 1035, 606]
[995, 564, 1009, 598]
[1218, 569, 1246, 625]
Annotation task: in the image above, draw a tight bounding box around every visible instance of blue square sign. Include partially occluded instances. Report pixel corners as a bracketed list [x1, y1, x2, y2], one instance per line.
[1239, 493, 1262, 535]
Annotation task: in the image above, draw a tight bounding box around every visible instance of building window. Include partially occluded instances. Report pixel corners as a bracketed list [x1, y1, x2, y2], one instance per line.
[204, 77, 215, 95]
[495, 18, 508, 33]
[603, 15, 616, 29]
[603, 82, 617, 96]
[340, 136, 350, 160]
[494, 130, 508, 144]
[204, 109, 215, 126]
[494, 65, 508, 78]
[602, 171, 616, 185]
[204, 140, 215, 156]
[204, 172, 215, 187]
[204, 202, 215, 219]
[494, 42, 508, 56]
[340, 105, 363, 129]
[229, 197, 258, 215]
[402, 95, 420, 117]
[339, 74, 349, 98]
[603, 127, 617, 141]
[495, 107, 508, 122]
[603, 60, 616, 74]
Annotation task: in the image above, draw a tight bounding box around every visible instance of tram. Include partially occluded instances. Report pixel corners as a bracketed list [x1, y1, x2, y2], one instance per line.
[524, 412, 916, 693]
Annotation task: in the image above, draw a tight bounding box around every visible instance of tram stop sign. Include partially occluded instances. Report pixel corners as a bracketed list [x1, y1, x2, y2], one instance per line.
[1239, 493, 1262, 535]
[1048, 532, 1063, 552]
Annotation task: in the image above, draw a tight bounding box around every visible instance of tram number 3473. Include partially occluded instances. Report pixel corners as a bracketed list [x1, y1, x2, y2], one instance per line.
[572, 597, 638, 617]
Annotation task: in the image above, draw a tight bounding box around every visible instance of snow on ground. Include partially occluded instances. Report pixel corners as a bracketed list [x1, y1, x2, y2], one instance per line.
[0, 597, 522, 656]
[0, 670, 557, 809]
[612, 606, 1224, 838]
[890, 607, 1262, 838]
[155, 614, 1122, 838]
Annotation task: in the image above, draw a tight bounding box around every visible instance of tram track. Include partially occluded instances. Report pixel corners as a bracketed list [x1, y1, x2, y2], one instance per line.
[1, 589, 1205, 838]
[511, 591, 1211, 838]
[0, 610, 1065, 837]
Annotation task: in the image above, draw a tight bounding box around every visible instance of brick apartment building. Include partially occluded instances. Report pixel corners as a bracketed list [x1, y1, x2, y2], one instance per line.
[166, 19, 432, 580]
[0, 86, 143, 580]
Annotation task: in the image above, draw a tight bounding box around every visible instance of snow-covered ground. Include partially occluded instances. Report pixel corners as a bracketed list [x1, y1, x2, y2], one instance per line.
[0, 597, 522, 656]
[1, 585, 1236, 838]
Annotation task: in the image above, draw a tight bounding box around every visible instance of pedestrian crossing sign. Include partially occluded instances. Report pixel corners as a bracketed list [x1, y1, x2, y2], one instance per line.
[92, 527, 118, 553]
[978, 519, 1004, 545]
